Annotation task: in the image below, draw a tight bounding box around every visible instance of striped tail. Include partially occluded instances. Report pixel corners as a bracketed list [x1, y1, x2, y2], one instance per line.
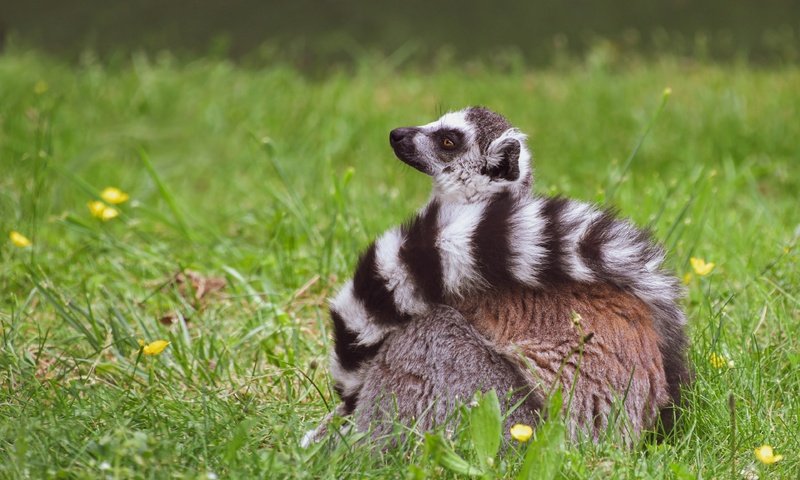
[329, 192, 685, 412]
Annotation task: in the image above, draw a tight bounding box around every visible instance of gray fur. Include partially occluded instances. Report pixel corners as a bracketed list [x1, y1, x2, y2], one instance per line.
[355, 305, 543, 438]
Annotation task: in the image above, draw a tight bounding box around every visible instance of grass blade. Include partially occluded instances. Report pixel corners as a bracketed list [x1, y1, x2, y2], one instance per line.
[139, 147, 194, 241]
[606, 87, 672, 201]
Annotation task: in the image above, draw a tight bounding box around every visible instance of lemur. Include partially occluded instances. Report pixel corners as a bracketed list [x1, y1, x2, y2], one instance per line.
[304, 107, 690, 445]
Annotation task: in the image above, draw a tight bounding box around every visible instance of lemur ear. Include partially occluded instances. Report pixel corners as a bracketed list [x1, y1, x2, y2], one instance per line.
[482, 135, 521, 182]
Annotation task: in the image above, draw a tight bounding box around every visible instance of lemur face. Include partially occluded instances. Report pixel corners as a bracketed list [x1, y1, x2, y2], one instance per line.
[389, 106, 532, 203]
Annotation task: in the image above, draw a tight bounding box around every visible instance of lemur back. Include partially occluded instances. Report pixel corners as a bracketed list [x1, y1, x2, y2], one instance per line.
[456, 282, 671, 439]
[352, 282, 670, 442]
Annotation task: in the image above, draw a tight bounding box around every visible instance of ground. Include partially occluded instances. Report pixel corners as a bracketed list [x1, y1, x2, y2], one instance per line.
[0, 50, 798, 478]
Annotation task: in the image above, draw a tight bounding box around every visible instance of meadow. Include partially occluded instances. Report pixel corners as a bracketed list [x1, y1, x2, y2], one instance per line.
[1, 49, 798, 478]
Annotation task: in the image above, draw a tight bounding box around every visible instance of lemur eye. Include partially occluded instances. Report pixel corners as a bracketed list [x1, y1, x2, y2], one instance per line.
[441, 138, 456, 149]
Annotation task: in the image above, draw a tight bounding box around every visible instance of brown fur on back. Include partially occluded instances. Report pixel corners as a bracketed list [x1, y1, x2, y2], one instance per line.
[455, 281, 670, 440]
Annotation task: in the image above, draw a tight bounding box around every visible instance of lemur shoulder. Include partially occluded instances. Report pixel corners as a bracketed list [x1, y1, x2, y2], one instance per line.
[309, 107, 690, 444]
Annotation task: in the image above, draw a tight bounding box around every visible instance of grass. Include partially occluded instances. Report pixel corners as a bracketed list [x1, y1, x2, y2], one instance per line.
[1, 49, 798, 478]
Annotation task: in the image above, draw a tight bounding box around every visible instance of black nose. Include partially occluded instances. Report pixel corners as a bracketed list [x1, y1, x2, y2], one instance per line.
[390, 127, 416, 146]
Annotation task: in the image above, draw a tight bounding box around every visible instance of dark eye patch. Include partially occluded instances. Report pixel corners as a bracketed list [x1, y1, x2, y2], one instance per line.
[431, 129, 466, 154]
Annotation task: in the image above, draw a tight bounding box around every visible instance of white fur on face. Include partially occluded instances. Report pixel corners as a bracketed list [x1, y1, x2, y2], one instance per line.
[432, 154, 492, 203]
[429, 111, 473, 132]
[412, 110, 476, 177]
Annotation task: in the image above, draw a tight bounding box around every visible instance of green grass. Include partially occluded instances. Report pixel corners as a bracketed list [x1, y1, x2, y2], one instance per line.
[1, 49, 798, 478]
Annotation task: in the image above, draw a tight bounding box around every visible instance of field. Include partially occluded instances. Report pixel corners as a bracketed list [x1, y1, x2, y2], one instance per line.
[1, 50, 799, 478]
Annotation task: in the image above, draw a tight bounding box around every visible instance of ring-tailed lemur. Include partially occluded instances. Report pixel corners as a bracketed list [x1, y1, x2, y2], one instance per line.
[305, 107, 690, 445]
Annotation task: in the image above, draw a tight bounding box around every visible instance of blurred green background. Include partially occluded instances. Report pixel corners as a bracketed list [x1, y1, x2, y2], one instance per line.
[3, 0, 799, 67]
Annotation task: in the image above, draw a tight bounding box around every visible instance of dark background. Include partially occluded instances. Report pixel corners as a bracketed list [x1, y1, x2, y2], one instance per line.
[2, 0, 799, 67]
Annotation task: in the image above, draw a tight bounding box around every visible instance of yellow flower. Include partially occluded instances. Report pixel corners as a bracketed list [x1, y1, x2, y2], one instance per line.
[510, 423, 533, 442]
[101, 207, 119, 221]
[87, 201, 120, 221]
[9, 231, 32, 248]
[34, 80, 49, 95]
[682, 272, 693, 285]
[690, 257, 715, 276]
[709, 352, 730, 369]
[100, 187, 130, 205]
[142, 340, 170, 356]
[754, 445, 783, 464]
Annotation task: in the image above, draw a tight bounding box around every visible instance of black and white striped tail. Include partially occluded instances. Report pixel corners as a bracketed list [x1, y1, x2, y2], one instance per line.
[329, 192, 685, 412]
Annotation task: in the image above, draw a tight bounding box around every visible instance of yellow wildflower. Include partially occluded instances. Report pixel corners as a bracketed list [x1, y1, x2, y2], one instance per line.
[34, 80, 49, 95]
[690, 257, 715, 276]
[88, 201, 105, 217]
[100, 207, 119, 221]
[87, 201, 120, 221]
[754, 445, 783, 464]
[9, 231, 32, 248]
[709, 352, 731, 369]
[510, 423, 533, 442]
[142, 340, 170, 356]
[682, 272, 693, 285]
[100, 187, 130, 205]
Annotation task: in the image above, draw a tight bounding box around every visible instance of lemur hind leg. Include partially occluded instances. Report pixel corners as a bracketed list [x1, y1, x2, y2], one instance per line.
[354, 305, 543, 439]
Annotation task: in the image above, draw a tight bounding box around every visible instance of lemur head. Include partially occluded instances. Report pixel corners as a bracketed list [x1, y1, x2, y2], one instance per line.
[389, 106, 532, 203]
